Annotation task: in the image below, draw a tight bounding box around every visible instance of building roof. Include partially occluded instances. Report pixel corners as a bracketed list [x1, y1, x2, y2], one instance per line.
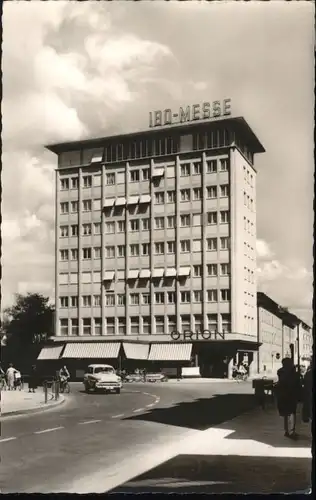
[257, 291, 310, 329]
[45, 116, 265, 155]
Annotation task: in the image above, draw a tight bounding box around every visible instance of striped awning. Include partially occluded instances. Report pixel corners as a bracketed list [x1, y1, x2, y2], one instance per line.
[148, 343, 192, 361]
[139, 269, 151, 278]
[128, 269, 139, 279]
[127, 196, 139, 205]
[103, 271, 115, 281]
[152, 168, 164, 178]
[152, 268, 164, 278]
[104, 198, 115, 207]
[37, 345, 64, 360]
[62, 342, 120, 359]
[178, 266, 191, 277]
[123, 343, 149, 360]
[115, 197, 126, 206]
[165, 268, 177, 277]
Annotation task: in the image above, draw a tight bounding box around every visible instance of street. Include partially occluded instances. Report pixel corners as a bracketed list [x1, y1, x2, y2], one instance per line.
[0, 381, 256, 493]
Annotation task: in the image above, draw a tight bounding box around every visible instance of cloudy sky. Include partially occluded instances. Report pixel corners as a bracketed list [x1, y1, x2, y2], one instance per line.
[2, 1, 314, 324]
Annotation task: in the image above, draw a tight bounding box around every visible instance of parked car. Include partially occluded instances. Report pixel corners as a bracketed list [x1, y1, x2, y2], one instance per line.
[83, 364, 122, 394]
[145, 372, 168, 383]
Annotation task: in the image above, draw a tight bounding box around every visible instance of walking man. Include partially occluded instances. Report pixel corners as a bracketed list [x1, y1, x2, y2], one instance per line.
[276, 358, 302, 439]
[6, 363, 17, 391]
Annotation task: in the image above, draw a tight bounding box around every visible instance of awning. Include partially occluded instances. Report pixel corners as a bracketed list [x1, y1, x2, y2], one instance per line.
[62, 342, 121, 359]
[178, 267, 191, 277]
[123, 343, 150, 360]
[139, 194, 151, 204]
[91, 154, 103, 163]
[104, 198, 115, 208]
[165, 268, 177, 277]
[148, 343, 192, 361]
[128, 269, 139, 279]
[127, 196, 139, 205]
[115, 197, 126, 206]
[152, 268, 164, 278]
[139, 269, 151, 279]
[103, 271, 115, 281]
[152, 168, 165, 178]
[37, 345, 64, 360]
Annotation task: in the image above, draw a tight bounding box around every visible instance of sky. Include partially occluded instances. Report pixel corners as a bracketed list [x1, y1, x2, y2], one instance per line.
[2, 1, 314, 325]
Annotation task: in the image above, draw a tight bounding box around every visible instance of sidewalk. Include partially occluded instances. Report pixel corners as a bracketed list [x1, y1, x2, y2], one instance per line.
[1, 386, 65, 417]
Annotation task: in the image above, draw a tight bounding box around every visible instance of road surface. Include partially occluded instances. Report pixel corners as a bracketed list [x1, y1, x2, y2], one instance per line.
[0, 381, 255, 493]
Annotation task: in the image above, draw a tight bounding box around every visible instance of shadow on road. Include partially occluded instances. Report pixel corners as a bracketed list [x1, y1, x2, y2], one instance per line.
[124, 393, 256, 430]
[111, 455, 311, 494]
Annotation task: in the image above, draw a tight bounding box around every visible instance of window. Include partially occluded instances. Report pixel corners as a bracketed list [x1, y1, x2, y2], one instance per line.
[207, 264, 217, 276]
[60, 249, 69, 261]
[70, 296, 78, 307]
[155, 316, 164, 334]
[106, 173, 115, 185]
[83, 248, 92, 259]
[130, 293, 139, 305]
[180, 189, 190, 202]
[106, 294, 115, 306]
[207, 211, 218, 224]
[93, 295, 101, 307]
[180, 240, 190, 253]
[194, 315, 203, 333]
[193, 291, 202, 302]
[92, 222, 100, 235]
[168, 316, 176, 335]
[220, 211, 229, 224]
[193, 188, 202, 200]
[71, 318, 78, 336]
[154, 242, 164, 255]
[208, 314, 217, 333]
[180, 163, 190, 176]
[93, 199, 101, 211]
[193, 265, 202, 277]
[105, 318, 115, 335]
[143, 317, 150, 334]
[94, 175, 101, 187]
[142, 243, 150, 256]
[167, 292, 175, 304]
[142, 168, 149, 180]
[243, 192, 247, 206]
[155, 292, 164, 304]
[220, 237, 229, 250]
[94, 318, 102, 336]
[60, 178, 69, 190]
[167, 241, 175, 254]
[60, 297, 68, 308]
[207, 289, 218, 302]
[155, 217, 165, 229]
[118, 318, 126, 335]
[220, 263, 230, 275]
[106, 222, 115, 234]
[71, 225, 78, 236]
[82, 295, 92, 307]
[167, 191, 176, 203]
[220, 289, 231, 301]
[130, 317, 140, 335]
[83, 176, 92, 188]
[130, 170, 140, 182]
[71, 177, 79, 189]
[180, 214, 190, 227]
[93, 247, 101, 259]
[83, 200, 92, 212]
[142, 293, 150, 305]
[207, 186, 217, 198]
[106, 246, 115, 258]
[117, 245, 125, 258]
[117, 294, 126, 306]
[71, 249, 78, 260]
[206, 160, 217, 173]
[130, 219, 140, 231]
[71, 201, 78, 213]
[181, 315, 190, 332]
[60, 226, 69, 237]
[220, 158, 228, 171]
[83, 223, 92, 236]
[130, 244, 139, 257]
[155, 192, 164, 204]
[220, 185, 229, 197]
[207, 238, 217, 251]
[142, 218, 150, 230]
[60, 319, 68, 336]
[117, 220, 126, 233]
[193, 161, 202, 174]
[60, 202, 69, 214]
[181, 291, 191, 303]
[167, 216, 175, 228]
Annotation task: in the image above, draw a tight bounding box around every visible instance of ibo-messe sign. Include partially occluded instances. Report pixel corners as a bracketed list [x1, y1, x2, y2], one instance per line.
[149, 99, 231, 128]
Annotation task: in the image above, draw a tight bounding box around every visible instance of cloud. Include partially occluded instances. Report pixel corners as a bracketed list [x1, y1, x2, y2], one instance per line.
[256, 239, 274, 260]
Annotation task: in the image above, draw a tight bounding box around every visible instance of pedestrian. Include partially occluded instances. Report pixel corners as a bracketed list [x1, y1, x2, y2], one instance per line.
[6, 363, 17, 391]
[302, 362, 312, 426]
[276, 358, 302, 439]
[28, 364, 38, 393]
[14, 369, 22, 390]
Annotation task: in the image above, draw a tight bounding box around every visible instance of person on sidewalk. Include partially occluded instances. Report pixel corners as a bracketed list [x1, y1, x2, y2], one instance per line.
[28, 365, 38, 393]
[14, 369, 22, 390]
[302, 362, 312, 426]
[276, 357, 302, 440]
[6, 363, 17, 391]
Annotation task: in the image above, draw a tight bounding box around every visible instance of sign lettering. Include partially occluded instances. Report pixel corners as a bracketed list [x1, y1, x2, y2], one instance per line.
[170, 330, 225, 341]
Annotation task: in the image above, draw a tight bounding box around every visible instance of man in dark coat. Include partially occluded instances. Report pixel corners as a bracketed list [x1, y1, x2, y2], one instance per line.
[276, 357, 302, 439]
[28, 365, 38, 393]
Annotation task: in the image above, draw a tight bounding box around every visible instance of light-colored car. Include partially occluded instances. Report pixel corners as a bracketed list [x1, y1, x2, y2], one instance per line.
[83, 364, 122, 394]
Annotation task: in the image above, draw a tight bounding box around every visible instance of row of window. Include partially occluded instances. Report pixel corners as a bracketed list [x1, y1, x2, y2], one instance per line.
[243, 166, 254, 187]
[244, 268, 255, 284]
[243, 192, 254, 212]
[59, 313, 231, 336]
[59, 237, 230, 261]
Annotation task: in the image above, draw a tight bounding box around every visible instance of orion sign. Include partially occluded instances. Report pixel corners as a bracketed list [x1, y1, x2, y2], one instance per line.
[149, 99, 231, 128]
[170, 330, 225, 341]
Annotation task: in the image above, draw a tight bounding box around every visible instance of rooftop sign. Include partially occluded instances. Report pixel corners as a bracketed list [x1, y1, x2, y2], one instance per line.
[149, 98, 231, 129]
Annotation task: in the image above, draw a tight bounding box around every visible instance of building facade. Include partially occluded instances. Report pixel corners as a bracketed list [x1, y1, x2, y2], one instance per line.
[41, 115, 265, 378]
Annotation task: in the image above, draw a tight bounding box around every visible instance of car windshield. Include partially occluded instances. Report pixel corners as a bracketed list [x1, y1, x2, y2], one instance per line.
[94, 367, 114, 374]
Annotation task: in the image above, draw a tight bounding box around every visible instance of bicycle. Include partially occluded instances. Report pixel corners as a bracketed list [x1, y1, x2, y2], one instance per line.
[235, 372, 248, 382]
[60, 380, 70, 394]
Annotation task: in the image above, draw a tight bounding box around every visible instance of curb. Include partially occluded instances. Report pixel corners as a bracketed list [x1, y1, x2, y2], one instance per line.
[1, 394, 65, 418]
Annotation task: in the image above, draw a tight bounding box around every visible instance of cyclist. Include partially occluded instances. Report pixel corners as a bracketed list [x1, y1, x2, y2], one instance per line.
[59, 365, 70, 391]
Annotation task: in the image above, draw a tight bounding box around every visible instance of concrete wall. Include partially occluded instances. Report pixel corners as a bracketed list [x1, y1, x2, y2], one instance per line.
[258, 306, 283, 373]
